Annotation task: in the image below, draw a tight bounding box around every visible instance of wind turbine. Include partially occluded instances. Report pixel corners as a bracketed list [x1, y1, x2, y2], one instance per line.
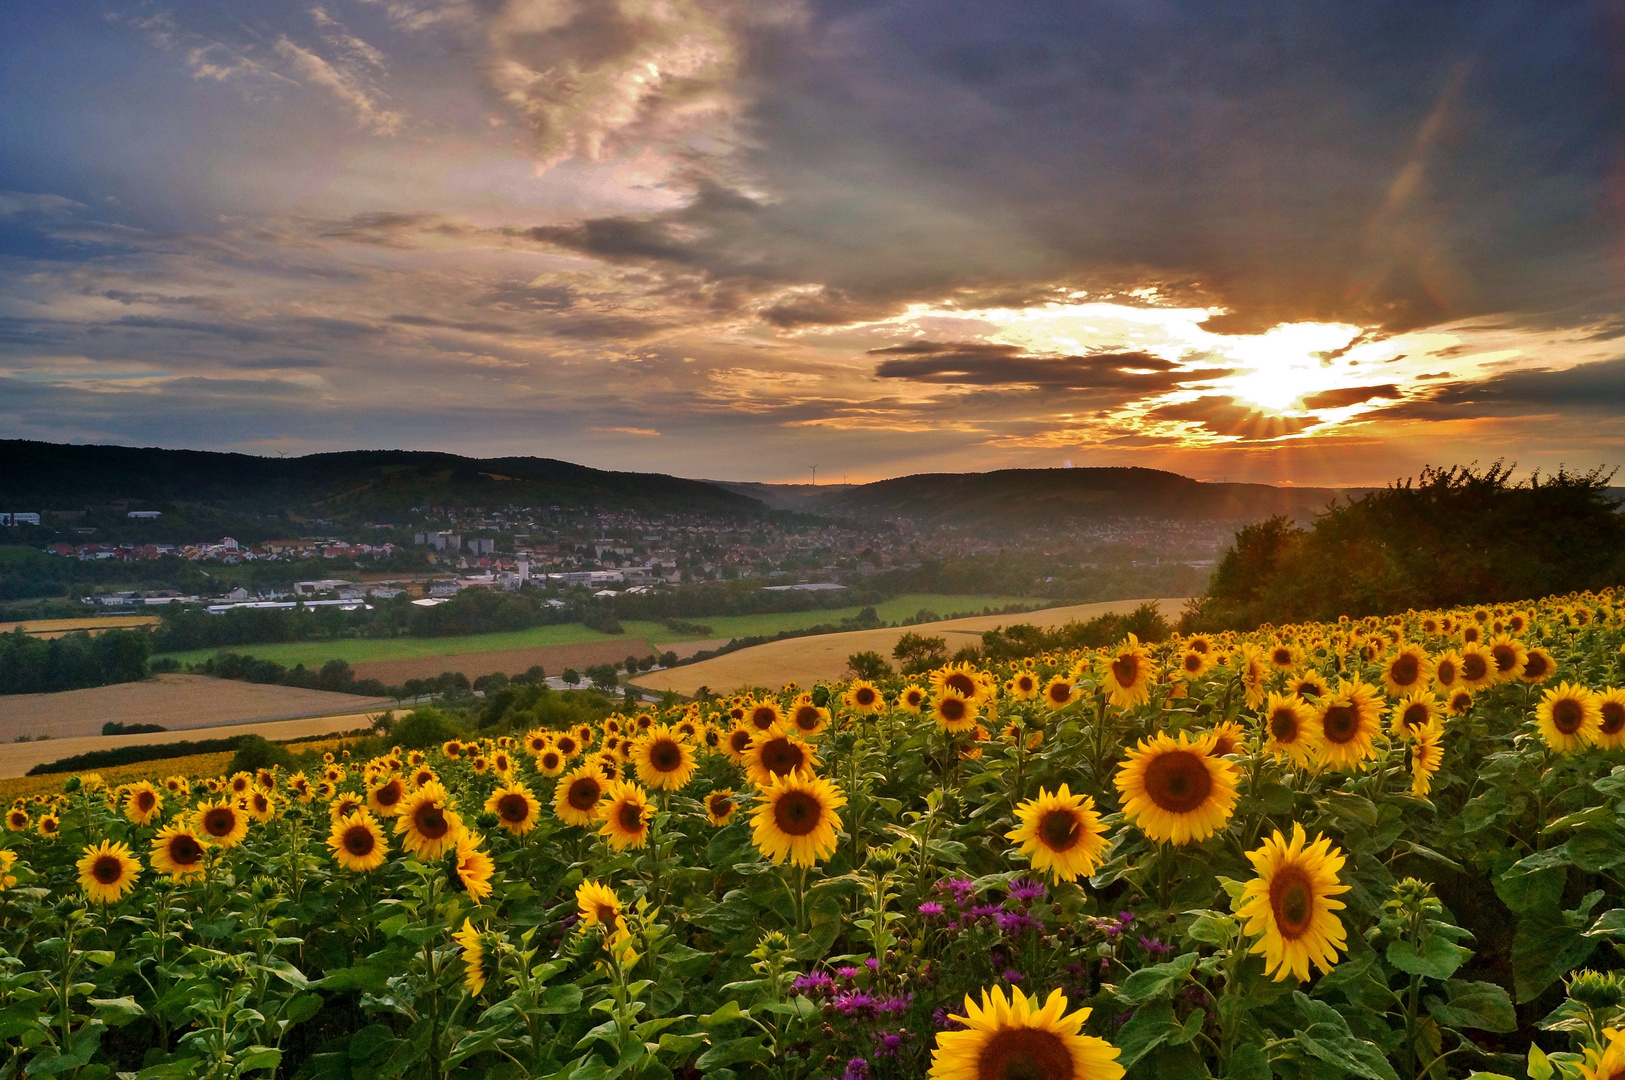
[808, 464, 818, 486]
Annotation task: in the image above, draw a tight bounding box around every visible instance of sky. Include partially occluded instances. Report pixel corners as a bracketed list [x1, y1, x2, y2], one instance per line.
[2, 0, 1624, 486]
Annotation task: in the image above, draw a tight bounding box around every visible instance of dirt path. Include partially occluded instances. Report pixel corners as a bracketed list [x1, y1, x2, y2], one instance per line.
[0, 710, 390, 779]
[631, 598, 1190, 696]
[1, 674, 393, 741]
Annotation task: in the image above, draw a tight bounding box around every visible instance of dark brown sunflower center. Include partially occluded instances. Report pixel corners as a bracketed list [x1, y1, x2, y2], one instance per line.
[1551, 698, 1584, 734]
[1295, 682, 1321, 699]
[168, 834, 204, 865]
[136, 792, 156, 811]
[1401, 703, 1430, 731]
[773, 791, 822, 836]
[711, 796, 734, 817]
[729, 730, 753, 753]
[541, 752, 561, 769]
[1463, 627, 1480, 643]
[649, 740, 683, 771]
[568, 780, 602, 810]
[750, 707, 777, 730]
[939, 697, 968, 723]
[760, 738, 805, 775]
[344, 826, 376, 856]
[1523, 653, 1550, 680]
[945, 672, 977, 696]
[1269, 866, 1315, 938]
[794, 706, 821, 729]
[595, 903, 617, 925]
[496, 794, 530, 822]
[1435, 660, 1457, 684]
[617, 800, 645, 832]
[1143, 751, 1213, 814]
[1047, 682, 1072, 704]
[557, 737, 577, 755]
[92, 855, 123, 885]
[203, 809, 235, 836]
[1272, 648, 1292, 666]
[855, 687, 877, 706]
[1601, 702, 1625, 735]
[414, 804, 449, 839]
[1037, 809, 1080, 852]
[1389, 654, 1420, 685]
[1112, 655, 1140, 685]
[1211, 734, 1238, 756]
[1321, 706, 1358, 743]
[1492, 645, 1519, 673]
[975, 1026, 1075, 1080]
[1270, 708, 1300, 741]
[1184, 654, 1203, 673]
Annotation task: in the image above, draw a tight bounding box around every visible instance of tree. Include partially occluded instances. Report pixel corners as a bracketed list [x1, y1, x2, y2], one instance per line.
[892, 632, 948, 674]
[585, 663, 620, 690]
[561, 667, 581, 686]
[846, 650, 892, 680]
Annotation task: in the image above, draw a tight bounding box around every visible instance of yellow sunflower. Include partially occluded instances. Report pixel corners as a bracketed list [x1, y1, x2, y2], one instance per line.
[743, 700, 783, 733]
[1006, 785, 1108, 884]
[395, 781, 465, 860]
[1535, 682, 1601, 753]
[38, 814, 60, 838]
[1579, 1027, 1625, 1080]
[124, 781, 163, 826]
[1379, 644, 1432, 698]
[149, 824, 208, 881]
[327, 810, 389, 873]
[1114, 731, 1239, 845]
[632, 725, 699, 791]
[1288, 670, 1329, 701]
[1259, 693, 1319, 765]
[1233, 823, 1350, 982]
[77, 839, 141, 904]
[1267, 641, 1299, 671]
[898, 684, 930, 712]
[1457, 642, 1497, 690]
[0, 850, 16, 890]
[704, 789, 738, 826]
[928, 985, 1123, 1080]
[599, 781, 653, 851]
[786, 698, 829, 737]
[1178, 649, 1215, 679]
[485, 782, 541, 836]
[1234, 643, 1269, 708]
[1314, 679, 1385, 770]
[750, 771, 846, 867]
[1486, 635, 1528, 683]
[453, 919, 491, 997]
[1431, 649, 1463, 691]
[367, 776, 408, 818]
[1519, 646, 1556, 684]
[553, 767, 607, 827]
[743, 728, 820, 788]
[554, 731, 582, 759]
[721, 725, 755, 765]
[1388, 691, 1442, 741]
[453, 832, 494, 904]
[933, 692, 980, 735]
[193, 799, 249, 849]
[1041, 675, 1080, 711]
[576, 879, 627, 936]
[329, 792, 366, 822]
[1206, 720, 1247, 758]
[5, 808, 29, 832]
[1410, 724, 1445, 797]
[931, 662, 989, 703]
[1006, 671, 1041, 700]
[1100, 634, 1156, 708]
[241, 790, 277, 824]
[1595, 688, 1625, 751]
[843, 680, 884, 714]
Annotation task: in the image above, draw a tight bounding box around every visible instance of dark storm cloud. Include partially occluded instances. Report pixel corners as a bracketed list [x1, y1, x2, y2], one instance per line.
[868, 341, 1229, 392]
[1380, 356, 1625, 420]
[1147, 396, 1317, 441]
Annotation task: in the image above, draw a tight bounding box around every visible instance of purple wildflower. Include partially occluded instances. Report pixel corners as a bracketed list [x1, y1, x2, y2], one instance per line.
[875, 1032, 905, 1057]
[865, 957, 881, 972]
[833, 991, 878, 1018]
[1118, 911, 1135, 925]
[971, 903, 1003, 920]
[792, 971, 835, 996]
[842, 1058, 869, 1080]
[1007, 878, 1047, 902]
[1001, 969, 1024, 982]
[1140, 936, 1173, 955]
[836, 966, 862, 980]
[995, 910, 1039, 935]
[917, 901, 944, 917]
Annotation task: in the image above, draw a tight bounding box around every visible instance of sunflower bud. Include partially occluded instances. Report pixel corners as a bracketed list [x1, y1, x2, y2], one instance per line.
[863, 849, 898, 875]
[1569, 970, 1625, 1008]
[475, 811, 499, 830]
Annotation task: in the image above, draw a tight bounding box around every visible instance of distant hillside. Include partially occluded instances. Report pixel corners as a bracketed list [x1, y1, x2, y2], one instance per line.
[705, 480, 857, 512]
[0, 442, 764, 522]
[808, 467, 1360, 526]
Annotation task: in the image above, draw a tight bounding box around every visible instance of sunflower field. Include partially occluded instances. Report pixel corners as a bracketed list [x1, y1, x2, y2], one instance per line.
[5, 592, 1625, 1080]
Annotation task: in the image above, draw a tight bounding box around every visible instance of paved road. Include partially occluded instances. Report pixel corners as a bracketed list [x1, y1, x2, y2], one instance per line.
[630, 597, 1190, 697]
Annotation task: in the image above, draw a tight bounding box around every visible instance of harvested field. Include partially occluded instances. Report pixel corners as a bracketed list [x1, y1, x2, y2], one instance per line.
[0, 614, 160, 638]
[350, 638, 658, 685]
[631, 597, 1191, 696]
[0, 674, 393, 742]
[0, 710, 388, 779]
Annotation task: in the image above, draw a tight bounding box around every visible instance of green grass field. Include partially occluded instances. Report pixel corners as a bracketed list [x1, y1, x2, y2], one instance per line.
[154, 593, 1041, 669]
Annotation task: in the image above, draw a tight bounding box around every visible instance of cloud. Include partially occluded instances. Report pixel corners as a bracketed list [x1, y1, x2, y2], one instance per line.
[868, 341, 1229, 394]
[274, 35, 403, 135]
[1147, 396, 1318, 441]
[1299, 384, 1401, 409]
[592, 426, 660, 436]
[484, 0, 796, 169]
[0, 192, 87, 218]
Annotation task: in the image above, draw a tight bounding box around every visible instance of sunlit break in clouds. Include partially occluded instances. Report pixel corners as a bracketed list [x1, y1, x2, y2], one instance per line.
[2, 0, 1623, 485]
